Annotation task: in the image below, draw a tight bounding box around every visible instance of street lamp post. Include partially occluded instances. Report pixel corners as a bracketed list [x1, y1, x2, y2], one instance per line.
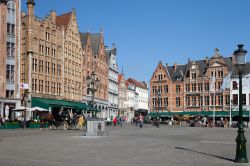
[86, 71, 101, 117]
[21, 89, 29, 129]
[234, 44, 248, 163]
[157, 90, 161, 128]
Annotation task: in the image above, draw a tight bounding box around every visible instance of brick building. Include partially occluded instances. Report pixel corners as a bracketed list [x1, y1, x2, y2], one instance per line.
[80, 31, 109, 118]
[21, 0, 64, 102]
[0, 0, 21, 118]
[56, 10, 83, 102]
[150, 61, 185, 114]
[20, 0, 89, 114]
[149, 48, 239, 116]
[118, 73, 128, 117]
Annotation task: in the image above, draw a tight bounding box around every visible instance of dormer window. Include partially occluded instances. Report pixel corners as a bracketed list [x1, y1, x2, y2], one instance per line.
[176, 76, 181, 80]
[191, 72, 196, 79]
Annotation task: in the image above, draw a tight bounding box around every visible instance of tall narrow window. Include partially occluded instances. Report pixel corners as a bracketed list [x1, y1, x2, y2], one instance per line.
[191, 83, 196, 92]
[185, 84, 190, 92]
[205, 83, 209, 91]
[218, 95, 223, 105]
[192, 96, 196, 106]
[6, 65, 14, 82]
[242, 94, 246, 105]
[46, 32, 50, 41]
[233, 81, 238, 90]
[176, 84, 180, 93]
[225, 95, 230, 105]
[199, 96, 203, 106]
[233, 94, 238, 105]
[185, 96, 190, 106]
[205, 96, 209, 106]
[164, 85, 168, 93]
[7, 42, 15, 58]
[176, 97, 180, 107]
[164, 97, 168, 107]
[198, 83, 203, 91]
[158, 74, 162, 81]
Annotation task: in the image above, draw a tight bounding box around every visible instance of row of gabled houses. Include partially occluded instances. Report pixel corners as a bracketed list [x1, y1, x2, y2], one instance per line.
[150, 48, 250, 118]
[0, 0, 149, 121]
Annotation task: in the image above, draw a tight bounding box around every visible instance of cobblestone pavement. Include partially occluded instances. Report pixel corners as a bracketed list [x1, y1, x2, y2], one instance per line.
[0, 124, 250, 166]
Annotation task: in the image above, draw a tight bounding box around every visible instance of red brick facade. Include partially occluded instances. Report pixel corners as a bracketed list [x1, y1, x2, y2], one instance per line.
[150, 50, 233, 114]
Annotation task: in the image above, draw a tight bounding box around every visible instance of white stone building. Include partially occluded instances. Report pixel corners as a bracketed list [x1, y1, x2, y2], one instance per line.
[230, 63, 250, 117]
[0, 0, 21, 120]
[127, 78, 149, 117]
[126, 82, 138, 121]
[106, 45, 119, 119]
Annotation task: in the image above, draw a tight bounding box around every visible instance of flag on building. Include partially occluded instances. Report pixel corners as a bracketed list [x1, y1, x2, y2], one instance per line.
[210, 75, 216, 92]
[220, 72, 232, 90]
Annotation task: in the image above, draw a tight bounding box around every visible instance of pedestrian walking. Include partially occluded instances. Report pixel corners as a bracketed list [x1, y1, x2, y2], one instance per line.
[77, 115, 84, 129]
[139, 114, 144, 129]
[106, 117, 111, 126]
[120, 117, 123, 127]
[113, 117, 117, 126]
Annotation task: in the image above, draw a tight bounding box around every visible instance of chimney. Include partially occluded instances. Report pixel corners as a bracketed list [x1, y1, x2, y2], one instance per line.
[50, 10, 56, 24]
[174, 63, 177, 71]
[205, 56, 209, 64]
[188, 58, 190, 63]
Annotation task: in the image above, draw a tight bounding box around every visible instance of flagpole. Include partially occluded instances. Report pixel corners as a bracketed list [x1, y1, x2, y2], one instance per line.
[213, 91, 215, 126]
[229, 80, 232, 127]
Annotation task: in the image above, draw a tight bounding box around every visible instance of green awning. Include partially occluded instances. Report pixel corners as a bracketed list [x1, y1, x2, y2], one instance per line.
[149, 110, 250, 117]
[31, 97, 90, 110]
[231, 111, 250, 117]
[149, 112, 173, 117]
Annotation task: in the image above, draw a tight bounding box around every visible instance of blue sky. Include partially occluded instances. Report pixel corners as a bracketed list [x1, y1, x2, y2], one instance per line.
[21, 0, 250, 83]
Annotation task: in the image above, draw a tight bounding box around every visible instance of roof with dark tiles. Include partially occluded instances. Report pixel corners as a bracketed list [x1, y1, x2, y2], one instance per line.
[90, 33, 101, 55]
[79, 32, 88, 47]
[185, 57, 234, 78]
[79, 32, 102, 55]
[167, 64, 186, 82]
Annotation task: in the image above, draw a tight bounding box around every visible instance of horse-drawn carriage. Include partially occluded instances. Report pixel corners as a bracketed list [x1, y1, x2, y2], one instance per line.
[48, 110, 85, 131]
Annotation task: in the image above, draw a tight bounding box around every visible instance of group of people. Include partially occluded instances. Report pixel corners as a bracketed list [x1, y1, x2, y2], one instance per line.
[35, 111, 86, 130]
[106, 116, 127, 126]
[106, 115, 144, 129]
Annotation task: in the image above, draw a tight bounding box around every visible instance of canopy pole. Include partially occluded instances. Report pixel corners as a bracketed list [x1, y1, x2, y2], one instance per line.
[213, 92, 215, 126]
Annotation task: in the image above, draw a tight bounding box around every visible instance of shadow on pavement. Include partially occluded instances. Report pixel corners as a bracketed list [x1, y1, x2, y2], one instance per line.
[175, 146, 234, 162]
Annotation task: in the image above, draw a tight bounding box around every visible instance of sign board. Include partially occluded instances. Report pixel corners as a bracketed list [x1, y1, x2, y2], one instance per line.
[20, 83, 29, 89]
